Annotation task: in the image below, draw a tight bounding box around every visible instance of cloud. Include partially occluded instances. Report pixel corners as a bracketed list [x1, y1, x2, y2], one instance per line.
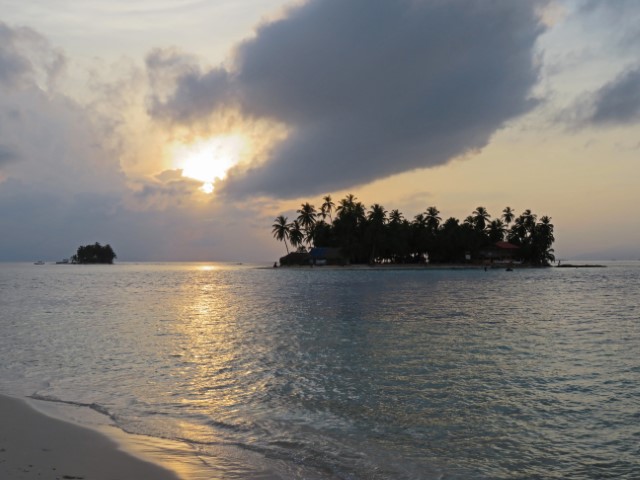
[127, 169, 209, 210]
[577, 0, 640, 34]
[149, 0, 547, 198]
[0, 23, 279, 262]
[0, 21, 65, 89]
[147, 48, 233, 124]
[0, 86, 127, 194]
[541, 1, 640, 129]
[0, 174, 276, 262]
[0, 144, 19, 166]
[0, 24, 156, 259]
[585, 67, 640, 125]
[0, 24, 33, 86]
[1, 22, 106, 189]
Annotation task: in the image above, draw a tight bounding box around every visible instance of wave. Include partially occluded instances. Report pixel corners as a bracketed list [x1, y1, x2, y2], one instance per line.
[27, 393, 118, 424]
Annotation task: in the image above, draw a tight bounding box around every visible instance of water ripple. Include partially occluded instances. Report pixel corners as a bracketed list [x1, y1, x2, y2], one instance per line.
[1, 262, 639, 478]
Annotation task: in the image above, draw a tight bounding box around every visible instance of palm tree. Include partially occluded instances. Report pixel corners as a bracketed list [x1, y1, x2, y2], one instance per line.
[411, 213, 429, 261]
[436, 217, 462, 263]
[367, 204, 387, 263]
[321, 195, 335, 222]
[387, 210, 407, 262]
[488, 219, 507, 243]
[367, 204, 387, 225]
[472, 206, 491, 232]
[413, 213, 427, 229]
[425, 206, 441, 232]
[334, 194, 362, 262]
[297, 203, 316, 229]
[522, 209, 537, 234]
[297, 202, 317, 246]
[539, 215, 554, 233]
[272, 216, 291, 254]
[502, 206, 515, 226]
[531, 216, 555, 265]
[354, 201, 366, 225]
[336, 193, 357, 219]
[389, 209, 404, 224]
[288, 220, 304, 252]
[508, 215, 528, 245]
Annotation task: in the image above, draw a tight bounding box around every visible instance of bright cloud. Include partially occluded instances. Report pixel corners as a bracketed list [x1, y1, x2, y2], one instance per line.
[0, 21, 267, 261]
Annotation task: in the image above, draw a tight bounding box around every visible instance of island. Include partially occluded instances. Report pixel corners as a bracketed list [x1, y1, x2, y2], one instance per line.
[272, 194, 555, 267]
[70, 242, 117, 264]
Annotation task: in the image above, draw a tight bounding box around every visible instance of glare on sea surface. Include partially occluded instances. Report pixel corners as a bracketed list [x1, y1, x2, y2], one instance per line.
[173, 135, 246, 193]
[196, 264, 219, 271]
[172, 268, 245, 413]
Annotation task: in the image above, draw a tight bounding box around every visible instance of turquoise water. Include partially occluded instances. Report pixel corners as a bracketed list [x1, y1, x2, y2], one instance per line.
[1, 262, 639, 478]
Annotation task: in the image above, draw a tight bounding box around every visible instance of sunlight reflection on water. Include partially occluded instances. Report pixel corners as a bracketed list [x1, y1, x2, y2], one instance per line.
[1, 262, 639, 478]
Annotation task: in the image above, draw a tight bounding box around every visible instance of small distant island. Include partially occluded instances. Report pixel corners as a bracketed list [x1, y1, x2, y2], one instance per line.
[272, 194, 555, 267]
[70, 242, 117, 264]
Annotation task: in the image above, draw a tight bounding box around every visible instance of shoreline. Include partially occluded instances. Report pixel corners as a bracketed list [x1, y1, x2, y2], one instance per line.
[269, 263, 547, 270]
[0, 393, 184, 480]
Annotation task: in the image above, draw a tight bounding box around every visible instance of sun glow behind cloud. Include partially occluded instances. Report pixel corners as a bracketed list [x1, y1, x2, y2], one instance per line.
[172, 135, 246, 193]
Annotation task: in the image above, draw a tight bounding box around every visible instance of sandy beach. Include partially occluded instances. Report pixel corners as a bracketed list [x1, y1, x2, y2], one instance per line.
[0, 394, 180, 480]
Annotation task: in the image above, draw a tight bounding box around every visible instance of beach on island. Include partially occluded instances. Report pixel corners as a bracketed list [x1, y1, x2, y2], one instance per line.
[0, 394, 181, 480]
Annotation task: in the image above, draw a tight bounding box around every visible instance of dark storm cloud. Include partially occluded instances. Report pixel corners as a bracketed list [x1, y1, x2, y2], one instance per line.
[149, 0, 546, 198]
[147, 48, 233, 123]
[587, 68, 640, 125]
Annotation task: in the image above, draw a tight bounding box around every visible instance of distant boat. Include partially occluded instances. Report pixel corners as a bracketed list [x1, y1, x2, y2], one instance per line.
[34, 260, 45, 265]
[55, 258, 70, 265]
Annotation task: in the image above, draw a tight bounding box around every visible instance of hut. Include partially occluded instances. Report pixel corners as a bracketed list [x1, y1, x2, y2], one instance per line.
[310, 247, 346, 266]
[479, 241, 521, 263]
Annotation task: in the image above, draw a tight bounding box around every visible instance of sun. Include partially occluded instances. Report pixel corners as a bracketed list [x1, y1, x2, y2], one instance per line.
[173, 135, 245, 193]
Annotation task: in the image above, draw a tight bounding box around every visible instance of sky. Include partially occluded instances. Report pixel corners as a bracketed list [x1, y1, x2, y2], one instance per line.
[1, 0, 639, 262]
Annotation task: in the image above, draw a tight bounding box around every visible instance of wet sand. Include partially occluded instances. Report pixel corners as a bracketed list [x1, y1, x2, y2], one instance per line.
[0, 394, 181, 480]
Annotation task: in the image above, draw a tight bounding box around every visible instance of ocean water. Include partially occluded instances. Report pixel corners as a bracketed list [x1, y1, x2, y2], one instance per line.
[0, 262, 639, 479]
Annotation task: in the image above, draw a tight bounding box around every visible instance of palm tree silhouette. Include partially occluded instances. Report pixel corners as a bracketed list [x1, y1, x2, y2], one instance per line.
[272, 216, 291, 254]
[297, 202, 317, 246]
[289, 220, 304, 252]
[367, 204, 387, 263]
[488, 219, 506, 242]
[425, 206, 441, 232]
[336, 193, 357, 218]
[472, 206, 491, 232]
[389, 209, 404, 224]
[502, 206, 515, 226]
[321, 195, 335, 222]
[270, 195, 556, 266]
[522, 209, 537, 233]
[532, 216, 555, 265]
